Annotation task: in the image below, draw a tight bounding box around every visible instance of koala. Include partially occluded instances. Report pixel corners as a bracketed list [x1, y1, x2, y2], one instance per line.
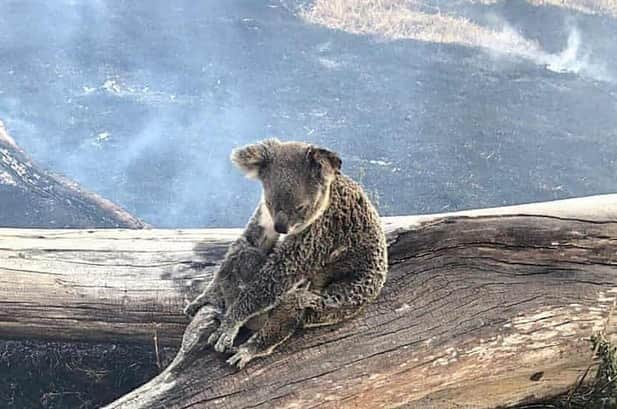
[184, 138, 388, 368]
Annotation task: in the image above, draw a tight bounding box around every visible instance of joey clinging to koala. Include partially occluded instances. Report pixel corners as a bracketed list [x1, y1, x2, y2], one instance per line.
[184, 138, 388, 368]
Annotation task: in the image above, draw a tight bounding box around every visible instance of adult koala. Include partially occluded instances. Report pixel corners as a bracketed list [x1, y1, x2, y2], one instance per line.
[185, 139, 387, 368]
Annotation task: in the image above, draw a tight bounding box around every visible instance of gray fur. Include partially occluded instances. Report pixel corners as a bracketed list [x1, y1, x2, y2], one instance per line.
[183, 203, 277, 330]
[184, 139, 388, 368]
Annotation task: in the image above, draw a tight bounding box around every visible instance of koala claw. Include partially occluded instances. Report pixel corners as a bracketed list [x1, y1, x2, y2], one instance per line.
[208, 322, 240, 353]
[196, 307, 222, 327]
[207, 328, 223, 347]
[227, 347, 254, 369]
[214, 332, 234, 353]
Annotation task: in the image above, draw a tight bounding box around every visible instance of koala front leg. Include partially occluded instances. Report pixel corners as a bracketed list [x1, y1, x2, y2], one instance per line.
[227, 289, 307, 368]
[208, 243, 312, 352]
[207, 281, 292, 353]
[184, 203, 278, 318]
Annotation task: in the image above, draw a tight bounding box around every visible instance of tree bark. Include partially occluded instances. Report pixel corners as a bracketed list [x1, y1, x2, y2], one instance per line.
[1, 195, 616, 408]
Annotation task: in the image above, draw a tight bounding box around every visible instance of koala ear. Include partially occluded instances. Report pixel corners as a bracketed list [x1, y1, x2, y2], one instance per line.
[307, 146, 342, 175]
[231, 139, 279, 178]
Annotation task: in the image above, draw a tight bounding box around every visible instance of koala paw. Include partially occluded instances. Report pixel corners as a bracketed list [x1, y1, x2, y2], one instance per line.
[195, 305, 222, 326]
[207, 320, 240, 353]
[226, 346, 255, 369]
[184, 300, 222, 319]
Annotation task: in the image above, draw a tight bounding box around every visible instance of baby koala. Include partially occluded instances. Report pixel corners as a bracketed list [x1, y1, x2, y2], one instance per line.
[184, 139, 388, 368]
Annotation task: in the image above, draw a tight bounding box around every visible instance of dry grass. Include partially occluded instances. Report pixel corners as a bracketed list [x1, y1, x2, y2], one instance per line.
[301, 0, 540, 54]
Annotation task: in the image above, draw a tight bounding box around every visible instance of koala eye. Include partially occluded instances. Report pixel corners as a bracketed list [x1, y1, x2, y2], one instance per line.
[295, 204, 307, 213]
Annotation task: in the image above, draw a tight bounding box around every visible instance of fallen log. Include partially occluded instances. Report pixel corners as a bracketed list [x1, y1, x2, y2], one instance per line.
[1, 195, 617, 408]
[0, 120, 147, 228]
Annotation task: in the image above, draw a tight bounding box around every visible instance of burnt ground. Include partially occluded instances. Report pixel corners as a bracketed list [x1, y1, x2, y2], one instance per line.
[0, 0, 616, 408]
[0, 0, 616, 228]
[0, 340, 175, 409]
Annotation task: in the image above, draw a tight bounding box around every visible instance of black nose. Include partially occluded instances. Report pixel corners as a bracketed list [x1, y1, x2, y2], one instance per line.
[274, 213, 289, 234]
[274, 221, 288, 234]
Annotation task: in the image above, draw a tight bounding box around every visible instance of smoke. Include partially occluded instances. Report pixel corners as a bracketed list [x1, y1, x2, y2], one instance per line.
[542, 28, 610, 80]
[514, 26, 611, 83]
[1, 1, 616, 229]
[0, 0, 270, 228]
[482, 14, 613, 83]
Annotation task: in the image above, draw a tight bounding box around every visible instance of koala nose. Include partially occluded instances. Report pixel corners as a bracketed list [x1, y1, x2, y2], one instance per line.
[274, 213, 289, 234]
[274, 221, 288, 234]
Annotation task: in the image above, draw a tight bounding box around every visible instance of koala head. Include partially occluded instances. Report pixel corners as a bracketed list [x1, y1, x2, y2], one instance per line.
[231, 138, 341, 235]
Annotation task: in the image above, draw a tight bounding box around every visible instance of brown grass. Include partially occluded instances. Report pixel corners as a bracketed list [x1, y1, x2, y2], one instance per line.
[300, 0, 617, 51]
[300, 0, 541, 54]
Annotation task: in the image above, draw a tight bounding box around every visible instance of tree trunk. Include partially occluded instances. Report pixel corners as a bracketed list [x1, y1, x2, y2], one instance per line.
[1, 195, 616, 408]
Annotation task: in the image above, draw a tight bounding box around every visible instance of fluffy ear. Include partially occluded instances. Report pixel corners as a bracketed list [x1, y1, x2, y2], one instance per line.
[230, 139, 279, 178]
[307, 146, 342, 176]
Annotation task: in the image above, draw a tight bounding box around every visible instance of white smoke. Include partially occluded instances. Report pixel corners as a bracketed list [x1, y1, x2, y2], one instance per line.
[485, 19, 613, 83]
[542, 28, 610, 81]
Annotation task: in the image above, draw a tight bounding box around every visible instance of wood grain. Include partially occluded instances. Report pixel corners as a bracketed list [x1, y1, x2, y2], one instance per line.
[1, 194, 616, 408]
